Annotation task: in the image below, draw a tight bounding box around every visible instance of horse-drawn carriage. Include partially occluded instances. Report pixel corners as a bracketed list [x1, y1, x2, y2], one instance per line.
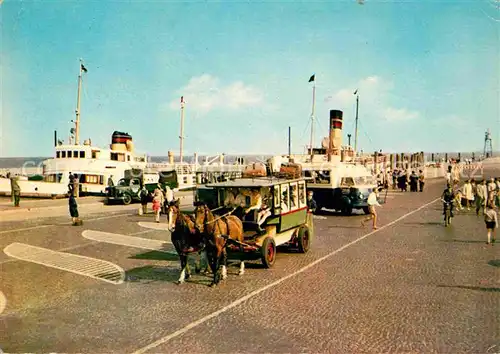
[194, 177, 314, 268]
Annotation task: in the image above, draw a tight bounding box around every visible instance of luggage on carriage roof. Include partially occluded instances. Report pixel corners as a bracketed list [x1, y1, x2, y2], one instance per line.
[278, 163, 302, 179]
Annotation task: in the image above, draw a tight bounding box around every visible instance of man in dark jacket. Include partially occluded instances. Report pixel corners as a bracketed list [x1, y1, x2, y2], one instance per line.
[441, 184, 455, 219]
[409, 171, 419, 192]
[69, 191, 82, 226]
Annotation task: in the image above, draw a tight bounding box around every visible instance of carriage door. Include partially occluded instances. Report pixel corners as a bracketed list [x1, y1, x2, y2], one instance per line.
[290, 182, 299, 211]
[298, 181, 307, 208]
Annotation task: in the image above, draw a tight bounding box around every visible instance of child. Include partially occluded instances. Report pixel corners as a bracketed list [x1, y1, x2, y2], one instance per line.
[361, 188, 381, 230]
[152, 187, 163, 223]
[69, 192, 82, 226]
[454, 189, 463, 211]
[484, 202, 497, 245]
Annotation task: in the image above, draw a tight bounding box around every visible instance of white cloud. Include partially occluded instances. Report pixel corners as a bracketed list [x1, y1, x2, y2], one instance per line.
[168, 74, 263, 115]
[384, 107, 419, 121]
[324, 75, 418, 123]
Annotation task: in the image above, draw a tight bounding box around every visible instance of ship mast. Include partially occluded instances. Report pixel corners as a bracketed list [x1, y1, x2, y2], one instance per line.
[354, 89, 359, 154]
[309, 74, 316, 157]
[179, 96, 185, 163]
[75, 59, 87, 145]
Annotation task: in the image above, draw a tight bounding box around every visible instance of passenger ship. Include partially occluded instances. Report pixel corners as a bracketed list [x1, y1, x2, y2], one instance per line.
[0, 61, 246, 198]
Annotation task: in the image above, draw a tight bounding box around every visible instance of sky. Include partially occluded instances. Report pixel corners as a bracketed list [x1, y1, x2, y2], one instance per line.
[1, 0, 499, 158]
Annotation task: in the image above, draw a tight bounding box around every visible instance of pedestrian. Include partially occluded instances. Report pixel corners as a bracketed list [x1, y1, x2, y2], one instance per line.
[10, 174, 21, 207]
[462, 179, 474, 211]
[484, 201, 497, 245]
[495, 177, 500, 208]
[445, 169, 451, 186]
[418, 170, 425, 192]
[409, 171, 418, 192]
[475, 179, 487, 216]
[163, 185, 175, 212]
[487, 178, 496, 205]
[152, 186, 164, 223]
[392, 169, 398, 190]
[107, 175, 114, 187]
[68, 172, 75, 194]
[139, 186, 149, 215]
[69, 191, 83, 226]
[306, 190, 317, 213]
[73, 173, 80, 198]
[7, 172, 13, 203]
[361, 188, 381, 230]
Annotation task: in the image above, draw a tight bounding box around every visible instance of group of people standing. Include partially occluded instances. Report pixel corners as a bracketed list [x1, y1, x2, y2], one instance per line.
[390, 169, 425, 192]
[455, 178, 500, 212]
[442, 177, 499, 245]
[141, 184, 175, 223]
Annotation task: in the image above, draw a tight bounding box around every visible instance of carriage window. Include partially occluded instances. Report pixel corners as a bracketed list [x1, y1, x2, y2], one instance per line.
[290, 183, 298, 210]
[280, 184, 289, 213]
[67, 151, 72, 158]
[99, 175, 104, 185]
[298, 182, 306, 207]
[56, 151, 60, 158]
[92, 151, 97, 159]
[273, 186, 280, 214]
[61, 151, 66, 158]
[79, 151, 85, 158]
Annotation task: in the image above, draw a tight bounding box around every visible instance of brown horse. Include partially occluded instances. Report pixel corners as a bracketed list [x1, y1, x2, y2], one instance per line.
[193, 203, 245, 286]
[166, 200, 208, 284]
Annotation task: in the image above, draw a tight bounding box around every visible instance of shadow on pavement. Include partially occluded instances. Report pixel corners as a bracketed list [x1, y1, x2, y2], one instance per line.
[403, 222, 443, 226]
[130, 250, 179, 262]
[441, 239, 486, 244]
[437, 284, 500, 293]
[125, 265, 212, 286]
[488, 259, 500, 267]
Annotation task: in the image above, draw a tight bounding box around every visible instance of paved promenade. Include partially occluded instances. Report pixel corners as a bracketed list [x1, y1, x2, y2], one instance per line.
[0, 170, 499, 353]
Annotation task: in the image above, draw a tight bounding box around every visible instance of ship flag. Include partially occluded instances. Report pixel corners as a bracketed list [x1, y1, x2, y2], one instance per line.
[308, 74, 315, 82]
[353, 89, 358, 95]
[81, 63, 88, 73]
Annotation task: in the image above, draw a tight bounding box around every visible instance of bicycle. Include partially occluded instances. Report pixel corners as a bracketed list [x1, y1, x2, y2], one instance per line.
[441, 199, 453, 227]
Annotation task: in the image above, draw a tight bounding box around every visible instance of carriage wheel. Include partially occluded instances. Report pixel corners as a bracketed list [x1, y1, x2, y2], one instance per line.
[261, 237, 276, 268]
[297, 226, 310, 253]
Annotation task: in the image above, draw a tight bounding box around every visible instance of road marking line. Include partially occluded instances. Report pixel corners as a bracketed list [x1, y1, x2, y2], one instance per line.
[0, 229, 159, 266]
[313, 215, 327, 220]
[131, 196, 441, 354]
[137, 222, 170, 231]
[0, 213, 131, 235]
[0, 225, 53, 235]
[3, 243, 125, 284]
[82, 230, 172, 251]
[0, 291, 6, 314]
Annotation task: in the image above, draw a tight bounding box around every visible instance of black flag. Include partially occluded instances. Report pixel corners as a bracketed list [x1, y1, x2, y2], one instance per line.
[308, 74, 315, 82]
[81, 63, 88, 73]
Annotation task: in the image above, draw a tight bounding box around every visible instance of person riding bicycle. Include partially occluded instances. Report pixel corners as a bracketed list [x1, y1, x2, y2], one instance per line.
[441, 184, 455, 218]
